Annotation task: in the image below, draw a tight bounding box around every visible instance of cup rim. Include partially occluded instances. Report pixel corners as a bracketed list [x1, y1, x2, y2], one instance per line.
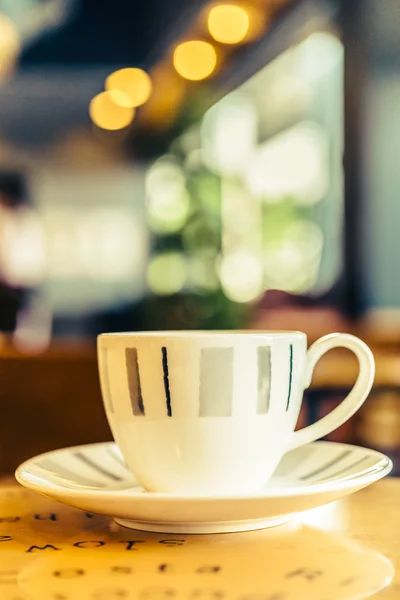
[98, 330, 306, 339]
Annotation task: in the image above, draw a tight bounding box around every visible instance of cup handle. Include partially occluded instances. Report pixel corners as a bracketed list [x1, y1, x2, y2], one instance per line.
[288, 333, 375, 451]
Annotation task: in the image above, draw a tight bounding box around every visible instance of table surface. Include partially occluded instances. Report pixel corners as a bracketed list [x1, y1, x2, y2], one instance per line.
[0, 478, 399, 600]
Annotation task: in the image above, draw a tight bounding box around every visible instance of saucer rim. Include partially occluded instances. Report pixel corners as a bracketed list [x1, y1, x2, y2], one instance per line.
[15, 440, 393, 502]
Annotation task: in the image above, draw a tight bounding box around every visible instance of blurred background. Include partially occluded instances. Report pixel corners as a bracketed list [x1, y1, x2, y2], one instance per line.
[1, 0, 400, 474]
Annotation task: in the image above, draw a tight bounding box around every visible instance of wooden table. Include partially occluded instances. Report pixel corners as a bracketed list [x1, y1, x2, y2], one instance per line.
[0, 479, 398, 600]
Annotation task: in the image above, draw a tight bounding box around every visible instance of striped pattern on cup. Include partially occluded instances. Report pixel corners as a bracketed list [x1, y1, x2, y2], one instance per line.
[110, 343, 295, 418]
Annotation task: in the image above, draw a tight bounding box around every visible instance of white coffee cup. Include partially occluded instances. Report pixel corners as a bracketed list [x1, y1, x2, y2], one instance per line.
[97, 331, 374, 495]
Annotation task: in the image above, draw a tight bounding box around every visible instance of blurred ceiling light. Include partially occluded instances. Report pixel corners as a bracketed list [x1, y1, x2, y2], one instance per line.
[89, 90, 135, 131]
[147, 252, 187, 296]
[106, 68, 152, 108]
[173, 40, 217, 81]
[220, 251, 264, 303]
[246, 122, 328, 204]
[208, 4, 249, 44]
[0, 13, 21, 80]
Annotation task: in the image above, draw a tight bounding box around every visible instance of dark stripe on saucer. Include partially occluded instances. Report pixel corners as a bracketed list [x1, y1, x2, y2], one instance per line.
[318, 455, 371, 481]
[74, 452, 123, 481]
[299, 449, 352, 481]
[39, 458, 106, 488]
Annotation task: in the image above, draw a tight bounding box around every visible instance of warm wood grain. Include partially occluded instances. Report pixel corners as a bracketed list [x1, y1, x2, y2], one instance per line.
[0, 345, 112, 473]
[0, 479, 398, 599]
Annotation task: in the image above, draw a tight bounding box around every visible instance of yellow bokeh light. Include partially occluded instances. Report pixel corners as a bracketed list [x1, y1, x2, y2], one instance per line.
[208, 4, 250, 44]
[173, 41, 217, 81]
[105, 68, 152, 108]
[89, 91, 135, 131]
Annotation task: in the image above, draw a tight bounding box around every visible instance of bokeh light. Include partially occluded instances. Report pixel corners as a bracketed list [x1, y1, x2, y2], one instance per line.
[106, 68, 152, 108]
[188, 253, 220, 292]
[208, 4, 250, 44]
[75, 211, 143, 280]
[0, 207, 45, 286]
[89, 91, 135, 130]
[146, 157, 185, 195]
[0, 13, 21, 80]
[146, 158, 191, 235]
[202, 95, 257, 175]
[147, 192, 190, 234]
[264, 221, 323, 293]
[246, 122, 328, 204]
[300, 32, 343, 82]
[173, 41, 217, 81]
[147, 253, 188, 295]
[220, 251, 264, 303]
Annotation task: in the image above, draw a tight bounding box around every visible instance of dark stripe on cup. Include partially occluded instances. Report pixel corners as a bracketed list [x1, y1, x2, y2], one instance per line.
[100, 347, 114, 414]
[257, 346, 271, 414]
[199, 347, 233, 417]
[74, 452, 123, 481]
[286, 344, 293, 411]
[162, 346, 172, 417]
[299, 449, 352, 481]
[125, 348, 145, 416]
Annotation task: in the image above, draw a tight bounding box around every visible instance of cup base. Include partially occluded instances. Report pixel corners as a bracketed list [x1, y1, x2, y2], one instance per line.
[114, 515, 291, 534]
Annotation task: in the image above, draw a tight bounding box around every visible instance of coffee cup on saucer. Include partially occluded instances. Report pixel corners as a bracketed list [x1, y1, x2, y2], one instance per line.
[97, 330, 374, 495]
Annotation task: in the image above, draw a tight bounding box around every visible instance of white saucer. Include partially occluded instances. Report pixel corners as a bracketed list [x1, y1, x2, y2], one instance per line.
[15, 440, 392, 534]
